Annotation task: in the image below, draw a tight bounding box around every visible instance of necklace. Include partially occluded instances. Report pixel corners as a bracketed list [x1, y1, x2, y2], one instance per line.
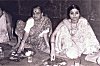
[70, 22, 78, 36]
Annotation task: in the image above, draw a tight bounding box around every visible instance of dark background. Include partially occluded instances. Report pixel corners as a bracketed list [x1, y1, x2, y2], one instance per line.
[0, 0, 100, 41]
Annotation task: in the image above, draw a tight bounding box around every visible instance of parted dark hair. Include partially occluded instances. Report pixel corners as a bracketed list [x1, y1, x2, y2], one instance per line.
[67, 4, 81, 19]
[33, 6, 43, 13]
[31, 5, 43, 16]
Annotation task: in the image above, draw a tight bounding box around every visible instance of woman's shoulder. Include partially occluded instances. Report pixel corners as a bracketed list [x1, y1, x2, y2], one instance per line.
[26, 17, 34, 26]
[43, 16, 51, 21]
[62, 18, 71, 25]
[56, 18, 69, 28]
[79, 17, 88, 22]
[26, 17, 34, 23]
[79, 17, 89, 25]
[63, 18, 69, 22]
[27, 17, 34, 21]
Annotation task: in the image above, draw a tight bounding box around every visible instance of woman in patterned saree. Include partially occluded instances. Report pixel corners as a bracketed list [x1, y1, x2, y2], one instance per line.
[50, 4, 100, 61]
[17, 6, 52, 54]
[10, 6, 52, 60]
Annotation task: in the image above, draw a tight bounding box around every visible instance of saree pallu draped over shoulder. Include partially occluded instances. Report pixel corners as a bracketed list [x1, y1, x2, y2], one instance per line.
[55, 17, 100, 59]
[27, 16, 52, 51]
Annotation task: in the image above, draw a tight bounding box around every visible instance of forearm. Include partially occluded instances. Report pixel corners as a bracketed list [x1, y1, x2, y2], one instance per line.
[43, 33, 49, 47]
[50, 34, 56, 61]
[21, 32, 29, 43]
[51, 42, 55, 52]
[51, 33, 56, 52]
[51, 27, 59, 50]
[17, 32, 29, 53]
[15, 37, 21, 48]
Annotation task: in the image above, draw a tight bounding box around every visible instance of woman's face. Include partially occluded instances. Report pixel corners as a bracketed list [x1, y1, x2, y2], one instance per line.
[69, 8, 80, 23]
[33, 8, 42, 21]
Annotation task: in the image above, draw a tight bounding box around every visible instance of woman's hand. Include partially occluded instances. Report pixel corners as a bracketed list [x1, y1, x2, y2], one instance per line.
[50, 49, 55, 61]
[17, 40, 25, 53]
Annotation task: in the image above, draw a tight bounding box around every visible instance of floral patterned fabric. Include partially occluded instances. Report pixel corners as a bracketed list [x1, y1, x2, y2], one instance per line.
[26, 16, 52, 51]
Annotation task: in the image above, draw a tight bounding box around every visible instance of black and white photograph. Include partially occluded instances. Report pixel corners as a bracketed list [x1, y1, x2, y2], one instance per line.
[0, 0, 100, 66]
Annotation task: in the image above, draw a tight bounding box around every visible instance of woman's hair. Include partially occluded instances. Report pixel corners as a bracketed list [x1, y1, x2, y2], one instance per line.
[33, 6, 43, 13]
[31, 5, 43, 16]
[67, 4, 81, 19]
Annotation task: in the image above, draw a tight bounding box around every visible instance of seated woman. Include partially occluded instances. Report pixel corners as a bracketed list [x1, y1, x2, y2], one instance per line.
[10, 6, 52, 60]
[50, 4, 100, 61]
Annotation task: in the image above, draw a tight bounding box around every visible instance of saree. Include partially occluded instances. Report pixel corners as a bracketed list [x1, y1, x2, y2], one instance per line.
[27, 16, 52, 51]
[55, 17, 100, 59]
